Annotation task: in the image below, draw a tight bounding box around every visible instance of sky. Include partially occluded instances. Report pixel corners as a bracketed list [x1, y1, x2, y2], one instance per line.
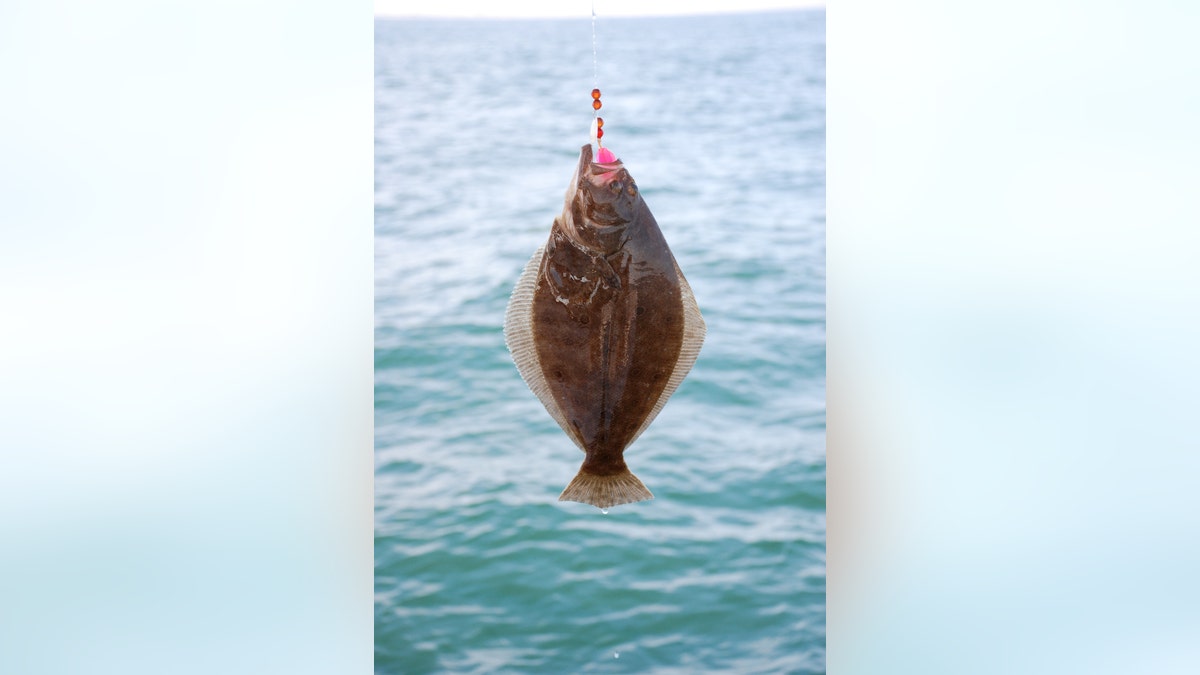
[375, 0, 823, 18]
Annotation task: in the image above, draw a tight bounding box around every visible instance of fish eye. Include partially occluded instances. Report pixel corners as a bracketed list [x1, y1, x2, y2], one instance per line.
[627, 183, 637, 196]
[609, 181, 623, 193]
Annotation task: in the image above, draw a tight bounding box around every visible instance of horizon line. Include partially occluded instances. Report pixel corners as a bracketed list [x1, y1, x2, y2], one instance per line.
[374, 4, 824, 20]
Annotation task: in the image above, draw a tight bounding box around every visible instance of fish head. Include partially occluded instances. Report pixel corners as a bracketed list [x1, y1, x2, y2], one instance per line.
[561, 144, 645, 255]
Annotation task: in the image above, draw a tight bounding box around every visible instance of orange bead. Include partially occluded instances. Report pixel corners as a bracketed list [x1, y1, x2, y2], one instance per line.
[596, 117, 604, 128]
[596, 128, 604, 139]
[591, 88, 601, 100]
[593, 100, 602, 110]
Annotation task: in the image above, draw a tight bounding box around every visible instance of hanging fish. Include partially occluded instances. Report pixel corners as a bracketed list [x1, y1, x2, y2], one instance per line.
[504, 143, 705, 509]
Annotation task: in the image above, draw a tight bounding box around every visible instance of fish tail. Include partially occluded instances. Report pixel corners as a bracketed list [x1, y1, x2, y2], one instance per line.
[558, 469, 653, 509]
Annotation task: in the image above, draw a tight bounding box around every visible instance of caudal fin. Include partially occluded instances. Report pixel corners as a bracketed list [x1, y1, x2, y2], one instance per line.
[558, 469, 654, 509]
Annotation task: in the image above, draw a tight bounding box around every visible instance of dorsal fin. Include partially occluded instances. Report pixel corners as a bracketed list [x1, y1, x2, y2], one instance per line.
[625, 258, 706, 447]
[503, 242, 587, 452]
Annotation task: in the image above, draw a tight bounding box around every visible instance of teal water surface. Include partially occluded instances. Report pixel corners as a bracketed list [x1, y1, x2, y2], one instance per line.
[376, 10, 825, 673]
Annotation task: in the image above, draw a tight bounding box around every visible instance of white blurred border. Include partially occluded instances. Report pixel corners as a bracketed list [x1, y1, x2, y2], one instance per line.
[0, 1, 372, 673]
[830, 0, 1200, 672]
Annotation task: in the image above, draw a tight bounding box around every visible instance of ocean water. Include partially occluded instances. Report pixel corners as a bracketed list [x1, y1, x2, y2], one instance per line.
[375, 9, 824, 673]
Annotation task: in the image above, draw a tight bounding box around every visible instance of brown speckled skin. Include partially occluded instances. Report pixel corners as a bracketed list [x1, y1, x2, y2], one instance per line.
[531, 145, 685, 477]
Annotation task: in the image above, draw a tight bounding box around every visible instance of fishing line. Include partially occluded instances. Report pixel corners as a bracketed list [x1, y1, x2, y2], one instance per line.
[591, 0, 598, 96]
[590, 0, 604, 148]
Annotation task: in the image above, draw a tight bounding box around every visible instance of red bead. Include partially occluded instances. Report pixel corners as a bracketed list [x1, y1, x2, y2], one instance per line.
[596, 128, 604, 138]
[593, 100, 602, 110]
[596, 117, 604, 128]
[591, 88, 601, 99]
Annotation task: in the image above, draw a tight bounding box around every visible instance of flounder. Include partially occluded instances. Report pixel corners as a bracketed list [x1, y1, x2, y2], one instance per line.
[505, 144, 705, 509]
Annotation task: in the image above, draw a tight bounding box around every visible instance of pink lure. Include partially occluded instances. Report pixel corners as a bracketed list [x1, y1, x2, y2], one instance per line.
[596, 147, 617, 164]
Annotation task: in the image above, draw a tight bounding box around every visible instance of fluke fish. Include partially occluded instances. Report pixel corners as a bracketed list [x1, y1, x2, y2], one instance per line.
[504, 141, 705, 509]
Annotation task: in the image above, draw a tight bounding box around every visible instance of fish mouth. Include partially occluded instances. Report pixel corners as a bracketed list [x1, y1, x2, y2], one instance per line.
[576, 143, 625, 186]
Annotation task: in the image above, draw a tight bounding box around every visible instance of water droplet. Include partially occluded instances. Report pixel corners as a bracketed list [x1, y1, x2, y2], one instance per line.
[601, 508, 609, 515]
[614, 652, 620, 659]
